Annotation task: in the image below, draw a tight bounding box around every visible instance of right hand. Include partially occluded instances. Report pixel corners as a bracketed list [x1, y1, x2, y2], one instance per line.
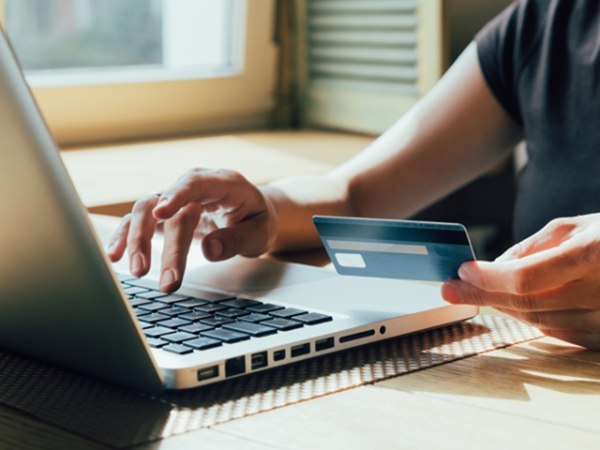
[106, 168, 277, 292]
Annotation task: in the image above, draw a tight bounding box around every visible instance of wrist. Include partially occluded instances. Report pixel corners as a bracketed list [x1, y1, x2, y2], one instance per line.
[258, 184, 280, 253]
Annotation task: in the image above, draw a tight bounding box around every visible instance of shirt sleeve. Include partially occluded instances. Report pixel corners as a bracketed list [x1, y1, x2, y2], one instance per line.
[475, 1, 524, 125]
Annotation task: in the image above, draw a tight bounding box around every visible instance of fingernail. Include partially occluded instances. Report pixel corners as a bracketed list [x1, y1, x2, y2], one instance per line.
[131, 253, 145, 274]
[107, 243, 116, 255]
[160, 269, 177, 288]
[209, 238, 223, 259]
[441, 282, 463, 304]
[458, 265, 474, 283]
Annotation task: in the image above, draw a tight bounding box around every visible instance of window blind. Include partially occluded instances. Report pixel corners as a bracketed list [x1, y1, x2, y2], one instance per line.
[303, 0, 446, 134]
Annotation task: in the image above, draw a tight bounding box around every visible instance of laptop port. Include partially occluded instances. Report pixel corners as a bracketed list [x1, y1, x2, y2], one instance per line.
[251, 351, 268, 370]
[273, 349, 285, 361]
[339, 329, 375, 344]
[315, 337, 334, 352]
[225, 356, 246, 378]
[197, 365, 219, 381]
[291, 343, 310, 358]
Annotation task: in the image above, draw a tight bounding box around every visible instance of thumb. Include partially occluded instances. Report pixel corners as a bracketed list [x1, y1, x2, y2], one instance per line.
[201, 213, 273, 261]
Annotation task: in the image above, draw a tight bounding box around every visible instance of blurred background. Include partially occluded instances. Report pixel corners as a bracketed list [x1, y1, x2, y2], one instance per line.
[0, 0, 515, 259]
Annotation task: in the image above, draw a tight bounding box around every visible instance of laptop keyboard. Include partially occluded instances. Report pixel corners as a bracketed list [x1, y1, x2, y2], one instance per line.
[117, 274, 333, 355]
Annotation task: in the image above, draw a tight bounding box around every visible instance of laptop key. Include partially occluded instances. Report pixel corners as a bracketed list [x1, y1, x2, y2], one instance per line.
[128, 298, 152, 308]
[247, 303, 284, 314]
[154, 294, 190, 305]
[179, 311, 212, 322]
[161, 332, 196, 343]
[199, 316, 235, 327]
[123, 286, 150, 296]
[200, 329, 250, 344]
[139, 312, 173, 324]
[261, 318, 304, 331]
[238, 313, 271, 323]
[146, 337, 168, 348]
[223, 322, 277, 337]
[183, 337, 222, 350]
[269, 308, 307, 319]
[175, 299, 207, 308]
[292, 313, 333, 325]
[163, 343, 193, 355]
[144, 326, 176, 338]
[116, 273, 137, 282]
[158, 317, 192, 329]
[136, 291, 169, 300]
[215, 308, 250, 319]
[158, 306, 192, 317]
[221, 298, 262, 309]
[138, 302, 169, 312]
[138, 321, 153, 329]
[194, 304, 227, 314]
[133, 308, 150, 317]
[192, 291, 236, 303]
[179, 323, 214, 334]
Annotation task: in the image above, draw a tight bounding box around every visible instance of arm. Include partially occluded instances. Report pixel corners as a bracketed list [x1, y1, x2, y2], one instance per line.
[264, 42, 523, 252]
[108, 42, 522, 291]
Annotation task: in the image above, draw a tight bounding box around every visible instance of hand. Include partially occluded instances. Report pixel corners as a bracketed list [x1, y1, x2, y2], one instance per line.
[106, 168, 277, 292]
[441, 214, 600, 350]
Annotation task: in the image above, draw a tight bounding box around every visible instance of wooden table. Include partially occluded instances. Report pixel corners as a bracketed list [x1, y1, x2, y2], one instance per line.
[2, 131, 600, 449]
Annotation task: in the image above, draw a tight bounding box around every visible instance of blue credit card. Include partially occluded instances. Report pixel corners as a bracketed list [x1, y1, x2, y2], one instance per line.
[313, 216, 476, 283]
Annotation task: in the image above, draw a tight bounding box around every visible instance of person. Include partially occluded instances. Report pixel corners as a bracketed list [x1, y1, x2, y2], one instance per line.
[108, 0, 600, 351]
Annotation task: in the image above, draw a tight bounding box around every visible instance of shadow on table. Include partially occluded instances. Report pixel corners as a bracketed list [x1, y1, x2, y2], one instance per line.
[379, 335, 600, 403]
[0, 319, 503, 449]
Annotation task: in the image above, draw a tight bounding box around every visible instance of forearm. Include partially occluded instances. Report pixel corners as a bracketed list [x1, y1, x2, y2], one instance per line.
[262, 43, 523, 254]
[260, 174, 351, 252]
[339, 43, 523, 220]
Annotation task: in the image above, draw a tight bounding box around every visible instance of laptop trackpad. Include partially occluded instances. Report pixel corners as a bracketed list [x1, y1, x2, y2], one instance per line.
[183, 257, 337, 294]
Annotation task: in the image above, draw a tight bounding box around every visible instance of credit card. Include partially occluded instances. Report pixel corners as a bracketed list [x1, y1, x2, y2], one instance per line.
[313, 216, 476, 283]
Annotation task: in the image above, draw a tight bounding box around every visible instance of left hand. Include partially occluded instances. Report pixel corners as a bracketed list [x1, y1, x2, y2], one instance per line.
[441, 214, 600, 350]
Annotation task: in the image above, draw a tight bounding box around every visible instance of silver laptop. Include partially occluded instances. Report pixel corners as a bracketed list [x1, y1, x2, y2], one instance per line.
[0, 29, 477, 392]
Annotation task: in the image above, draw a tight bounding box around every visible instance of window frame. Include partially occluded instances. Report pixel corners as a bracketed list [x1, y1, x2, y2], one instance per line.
[1, 0, 278, 147]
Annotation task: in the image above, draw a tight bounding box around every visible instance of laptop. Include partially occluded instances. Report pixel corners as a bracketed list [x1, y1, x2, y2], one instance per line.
[0, 29, 477, 393]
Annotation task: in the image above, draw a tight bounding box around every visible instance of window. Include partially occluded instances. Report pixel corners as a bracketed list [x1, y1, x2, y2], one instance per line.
[0, 0, 277, 146]
[5, 0, 240, 87]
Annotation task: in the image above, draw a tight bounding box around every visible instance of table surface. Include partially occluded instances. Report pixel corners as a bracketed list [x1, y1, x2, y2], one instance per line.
[4, 131, 600, 449]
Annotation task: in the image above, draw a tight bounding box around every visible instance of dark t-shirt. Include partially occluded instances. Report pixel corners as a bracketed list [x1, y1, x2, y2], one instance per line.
[476, 0, 600, 241]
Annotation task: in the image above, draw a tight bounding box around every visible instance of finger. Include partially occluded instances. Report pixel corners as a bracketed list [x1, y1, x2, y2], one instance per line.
[495, 308, 600, 332]
[127, 195, 160, 277]
[107, 214, 131, 262]
[442, 279, 600, 312]
[153, 169, 254, 220]
[458, 243, 586, 295]
[201, 212, 272, 261]
[538, 328, 600, 351]
[495, 218, 576, 262]
[159, 204, 202, 292]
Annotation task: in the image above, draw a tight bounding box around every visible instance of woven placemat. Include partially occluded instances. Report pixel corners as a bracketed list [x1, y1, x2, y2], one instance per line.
[0, 315, 542, 448]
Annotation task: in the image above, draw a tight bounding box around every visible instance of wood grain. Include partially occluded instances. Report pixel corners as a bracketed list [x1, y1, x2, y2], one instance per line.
[61, 134, 332, 208]
[213, 382, 599, 450]
[380, 337, 600, 436]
